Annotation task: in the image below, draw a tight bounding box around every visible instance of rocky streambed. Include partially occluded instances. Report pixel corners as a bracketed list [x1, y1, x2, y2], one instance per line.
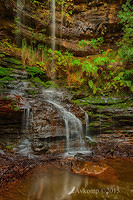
[0, 90, 133, 190]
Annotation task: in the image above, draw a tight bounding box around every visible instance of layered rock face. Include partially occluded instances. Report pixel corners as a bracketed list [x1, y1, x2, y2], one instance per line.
[55, 0, 124, 53]
[0, 0, 125, 54]
[0, 56, 87, 154]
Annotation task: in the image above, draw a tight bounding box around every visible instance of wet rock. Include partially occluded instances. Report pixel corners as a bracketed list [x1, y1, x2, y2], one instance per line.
[91, 137, 133, 159]
[71, 158, 118, 183]
[31, 142, 48, 155]
[0, 152, 39, 189]
[28, 89, 88, 153]
[0, 56, 132, 157]
[0, 150, 5, 155]
[0, 94, 32, 135]
[74, 96, 133, 135]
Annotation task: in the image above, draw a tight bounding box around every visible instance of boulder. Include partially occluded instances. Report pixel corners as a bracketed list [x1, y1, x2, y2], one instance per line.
[71, 158, 118, 183]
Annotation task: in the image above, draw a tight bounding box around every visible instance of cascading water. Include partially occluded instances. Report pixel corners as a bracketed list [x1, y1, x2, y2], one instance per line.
[14, 102, 33, 157]
[43, 89, 90, 155]
[9, 90, 32, 134]
[8, 90, 33, 156]
[80, 108, 94, 142]
[22, 104, 32, 134]
[85, 111, 89, 136]
[60, 1, 64, 40]
[99, 109, 102, 134]
[16, 0, 22, 46]
[51, 0, 56, 79]
[16, 0, 25, 47]
[51, 0, 56, 52]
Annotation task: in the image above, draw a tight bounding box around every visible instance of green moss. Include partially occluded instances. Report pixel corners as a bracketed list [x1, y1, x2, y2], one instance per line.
[82, 96, 126, 105]
[2, 58, 24, 70]
[2, 96, 8, 100]
[0, 66, 17, 85]
[6, 144, 13, 150]
[27, 89, 36, 96]
[4, 58, 22, 65]
[72, 99, 83, 106]
[26, 66, 45, 77]
[29, 82, 36, 88]
[0, 67, 9, 76]
[31, 77, 45, 88]
[33, 77, 42, 83]
[10, 65, 24, 69]
[104, 130, 112, 133]
[34, 80, 59, 88]
[73, 94, 133, 112]
[105, 99, 133, 109]
[0, 83, 4, 88]
[8, 105, 12, 109]
[13, 107, 19, 111]
[0, 76, 16, 81]
[44, 81, 59, 88]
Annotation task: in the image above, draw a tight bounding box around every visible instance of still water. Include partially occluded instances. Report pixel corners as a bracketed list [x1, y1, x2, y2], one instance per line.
[0, 159, 133, 200]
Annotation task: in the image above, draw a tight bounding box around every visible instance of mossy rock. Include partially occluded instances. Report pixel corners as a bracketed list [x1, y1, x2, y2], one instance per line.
[82, 96, 127, 105]
[0, 67, 10, 77]
[3, 58, 23, 65]
[27, 89, 37, 96]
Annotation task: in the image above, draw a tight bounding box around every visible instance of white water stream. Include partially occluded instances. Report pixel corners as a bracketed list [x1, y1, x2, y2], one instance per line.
[61, 1, 64, 40]
[51, 0, 56, 79]
[44, 89, 90, 155]
[51, 0, 56, 51]
[16, 0, 26, 46]
[16, 0, 22, 46]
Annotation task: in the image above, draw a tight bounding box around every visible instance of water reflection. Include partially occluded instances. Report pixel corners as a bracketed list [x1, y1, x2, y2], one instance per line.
[0, 160, 133, 200]
[28, 167, 82, 200]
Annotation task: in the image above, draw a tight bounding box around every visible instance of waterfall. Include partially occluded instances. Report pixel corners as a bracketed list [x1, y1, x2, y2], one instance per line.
[22, 102, 32, 134]
[47, 100, 83, 150]
[99, 109, 101, 134]
[51, 0, 56, 51]
[14, 105, 33, 157]
[61, 1, 64, 40]
[51, 0, 56, 79]
[85, 112, 94, 142]
[43, 89, 90, 155]
[16, 0, 22, 46]
[80, 107, 94, 142]
[16, 0, 25, 47]
[9, 90, 32, 134]
[11, 95, 33, 156]
[85, 111, 89, 135]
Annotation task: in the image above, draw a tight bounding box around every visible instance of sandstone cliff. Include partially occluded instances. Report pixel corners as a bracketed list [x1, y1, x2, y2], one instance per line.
[0, 0, 126, 54]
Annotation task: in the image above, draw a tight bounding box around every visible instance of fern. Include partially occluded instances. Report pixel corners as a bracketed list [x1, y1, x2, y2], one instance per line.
[82, 61, 98, 77]
[88, 80, 93, 89]
[71, 59, 81, 66]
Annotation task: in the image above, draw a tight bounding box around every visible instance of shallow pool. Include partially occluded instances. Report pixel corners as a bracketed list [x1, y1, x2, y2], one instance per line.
[0, 159, 133, 200]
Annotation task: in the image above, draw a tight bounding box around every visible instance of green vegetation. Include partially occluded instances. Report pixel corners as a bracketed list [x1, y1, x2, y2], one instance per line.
[4, 58, 22, 65]
[0, 66, 16, 88]
[1, 95, 21, 111]
[0, 67, 9, 77]
[26, 66, 45, 78]
[117, 0, 133, 63]
[78, 37, 104, 51]
[6, 144, 13, 150]
[0, 0, 132, 96]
